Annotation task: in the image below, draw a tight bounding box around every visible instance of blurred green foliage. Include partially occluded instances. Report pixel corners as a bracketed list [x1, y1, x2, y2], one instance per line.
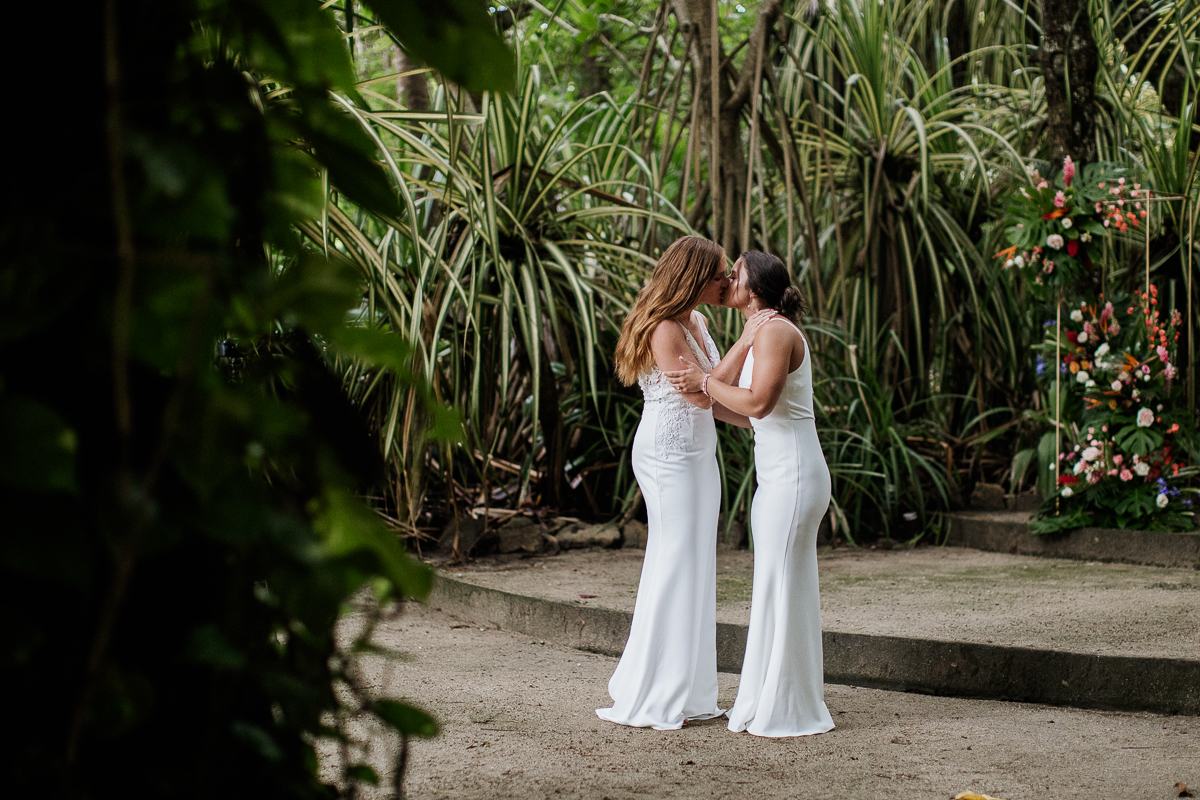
[0, 0, 511, 796]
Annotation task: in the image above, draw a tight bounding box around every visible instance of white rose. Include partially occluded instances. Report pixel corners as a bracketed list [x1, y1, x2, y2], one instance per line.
[1062, 218, 1074, 228]
[1076, 330, 1088, 343]
[1075, 370, 1089, 384]
[1136, 408, 1154, 427]
[1086, 380, 1095, 387]
[1014, 255, 1025, 267]
[1005, 259, 1014, 268]
[1142, 372, 1150, 382]
[1061, 486, 1074, 497]
[1047, 234, 1065, 249]
[1070, 309, 1084, 322]
[1082, 447, 1101, 462]
[1095, 343, 1110, 358]
[1111, 380, 1123, 391]
[1134, 462, 1151, 477]
[1118, 371, 1129, 381]
[1073, 459, 1086, 475]
[1156, 493, 1170, 509]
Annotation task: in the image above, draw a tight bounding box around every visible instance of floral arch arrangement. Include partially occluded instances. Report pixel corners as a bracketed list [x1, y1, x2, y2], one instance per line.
[999, 157, 1198, 533]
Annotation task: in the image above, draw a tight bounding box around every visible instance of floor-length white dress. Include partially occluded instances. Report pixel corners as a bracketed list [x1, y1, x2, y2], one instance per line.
[726, 318, 835, 738]
[597, 311, 725, 730]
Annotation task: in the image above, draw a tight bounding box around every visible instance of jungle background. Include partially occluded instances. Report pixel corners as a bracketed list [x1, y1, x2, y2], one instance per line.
[328, 0, 1199, 551]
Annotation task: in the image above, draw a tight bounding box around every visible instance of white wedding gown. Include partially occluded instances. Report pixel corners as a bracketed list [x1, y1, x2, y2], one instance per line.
[597, 311, 725, 730]
[726, 318, 835, 738]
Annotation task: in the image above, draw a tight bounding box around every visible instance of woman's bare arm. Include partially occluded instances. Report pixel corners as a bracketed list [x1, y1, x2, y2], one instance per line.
[712, 401, 752, 428]
[664, 323, 801, 419]
[650, 322, 712, 409]
[702, 310, 776, 386]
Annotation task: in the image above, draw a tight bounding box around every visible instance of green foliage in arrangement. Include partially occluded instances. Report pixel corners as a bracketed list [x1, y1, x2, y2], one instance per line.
[0, 0, 511, 795]
[999, 158, 1133, 296]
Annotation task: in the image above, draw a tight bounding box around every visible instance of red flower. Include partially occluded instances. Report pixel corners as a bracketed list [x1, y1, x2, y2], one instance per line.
[1066, 331, 1078, 344]
[1067, 239, 1079, 257]
[1057, 474, 1080, 485]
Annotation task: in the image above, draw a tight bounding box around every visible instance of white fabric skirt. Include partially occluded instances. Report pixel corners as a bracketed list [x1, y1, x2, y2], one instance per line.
[596, 401, 724, 730]
[727, 417, 835, 737]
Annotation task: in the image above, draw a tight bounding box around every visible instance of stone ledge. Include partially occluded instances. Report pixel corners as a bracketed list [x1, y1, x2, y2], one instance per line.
[946, 511, 1200, 569]
[429, 574, 1200, 716]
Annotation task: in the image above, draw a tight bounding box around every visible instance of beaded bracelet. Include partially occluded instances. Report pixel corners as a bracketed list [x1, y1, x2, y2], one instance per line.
[701, 373, 710, 396]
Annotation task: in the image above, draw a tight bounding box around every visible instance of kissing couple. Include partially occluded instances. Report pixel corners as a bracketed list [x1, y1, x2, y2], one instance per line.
[596, 235, 834, 738]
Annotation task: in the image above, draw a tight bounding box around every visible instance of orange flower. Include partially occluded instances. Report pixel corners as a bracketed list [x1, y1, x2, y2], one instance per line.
[1042, 208, 1067, 220]
[994, 245, 1018, 260]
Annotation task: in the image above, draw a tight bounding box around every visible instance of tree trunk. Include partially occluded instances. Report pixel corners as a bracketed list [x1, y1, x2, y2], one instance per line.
[1039, 0, 1099, 164]
[671, 0, 782, 256]
[396, 49, 430, 112]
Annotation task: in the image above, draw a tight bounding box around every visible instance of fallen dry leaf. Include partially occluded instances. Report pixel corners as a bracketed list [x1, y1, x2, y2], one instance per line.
[954, 792, 1009, 800]
[1177, 782, 1193, 798]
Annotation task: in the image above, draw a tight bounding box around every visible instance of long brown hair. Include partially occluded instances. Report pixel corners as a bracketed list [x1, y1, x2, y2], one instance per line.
[614, 236, 726, 385]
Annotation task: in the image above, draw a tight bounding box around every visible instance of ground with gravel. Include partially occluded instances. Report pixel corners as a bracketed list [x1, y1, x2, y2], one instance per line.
[441, 545, 1200, 659]
[331, 603, 1198, 800]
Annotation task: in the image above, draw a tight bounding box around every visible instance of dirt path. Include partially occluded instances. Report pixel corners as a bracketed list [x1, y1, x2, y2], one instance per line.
[334, 603, 1198, 800]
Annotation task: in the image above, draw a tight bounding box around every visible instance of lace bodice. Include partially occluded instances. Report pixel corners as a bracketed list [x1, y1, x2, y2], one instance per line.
[638, 311, 720, 406]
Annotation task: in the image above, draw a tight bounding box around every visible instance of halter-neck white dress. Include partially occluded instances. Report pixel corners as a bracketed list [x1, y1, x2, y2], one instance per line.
[597, 311, 725, 730]
[726, 317, 835, 738]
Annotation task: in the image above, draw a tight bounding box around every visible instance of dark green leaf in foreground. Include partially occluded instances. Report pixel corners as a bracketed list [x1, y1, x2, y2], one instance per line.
[364, 0, 516, 91]
[0, 398, 77, 493]
[374, 699, 439, 737]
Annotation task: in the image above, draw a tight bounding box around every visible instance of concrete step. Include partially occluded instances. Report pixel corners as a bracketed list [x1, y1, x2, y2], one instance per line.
[428, 545, 1200, 716]
[946, 510, 1200, 569]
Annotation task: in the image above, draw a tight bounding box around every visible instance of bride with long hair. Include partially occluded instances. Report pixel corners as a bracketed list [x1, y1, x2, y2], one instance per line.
[666, 251, 835, 738]
[597, 236, 772, 730]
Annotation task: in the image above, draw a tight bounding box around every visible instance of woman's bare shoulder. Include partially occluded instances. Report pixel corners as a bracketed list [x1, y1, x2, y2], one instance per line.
[755, 317, 800, 344]
[649, 319, 687, 347]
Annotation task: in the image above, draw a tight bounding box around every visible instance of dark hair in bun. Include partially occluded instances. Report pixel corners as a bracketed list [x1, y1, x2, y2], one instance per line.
[740, 251, 807, 322]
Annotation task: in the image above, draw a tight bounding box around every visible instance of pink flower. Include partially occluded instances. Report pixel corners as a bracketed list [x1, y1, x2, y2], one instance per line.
[1113, 454, 1123, 465]
[1063, 156, 1075, 187]
[1157, 345, 1170, 363]
[1054, 191, 1066, 208]
[1119, 469, 1133, 482]
[1038, 180, 1049, 189]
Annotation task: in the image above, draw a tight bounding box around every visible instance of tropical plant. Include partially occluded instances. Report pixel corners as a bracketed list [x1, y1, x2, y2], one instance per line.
[308, 67, 675, 548]
[0, 0, 511, 795]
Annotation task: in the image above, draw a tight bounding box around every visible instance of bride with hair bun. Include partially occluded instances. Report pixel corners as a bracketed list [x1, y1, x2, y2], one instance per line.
[666, 250, 835, 739]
